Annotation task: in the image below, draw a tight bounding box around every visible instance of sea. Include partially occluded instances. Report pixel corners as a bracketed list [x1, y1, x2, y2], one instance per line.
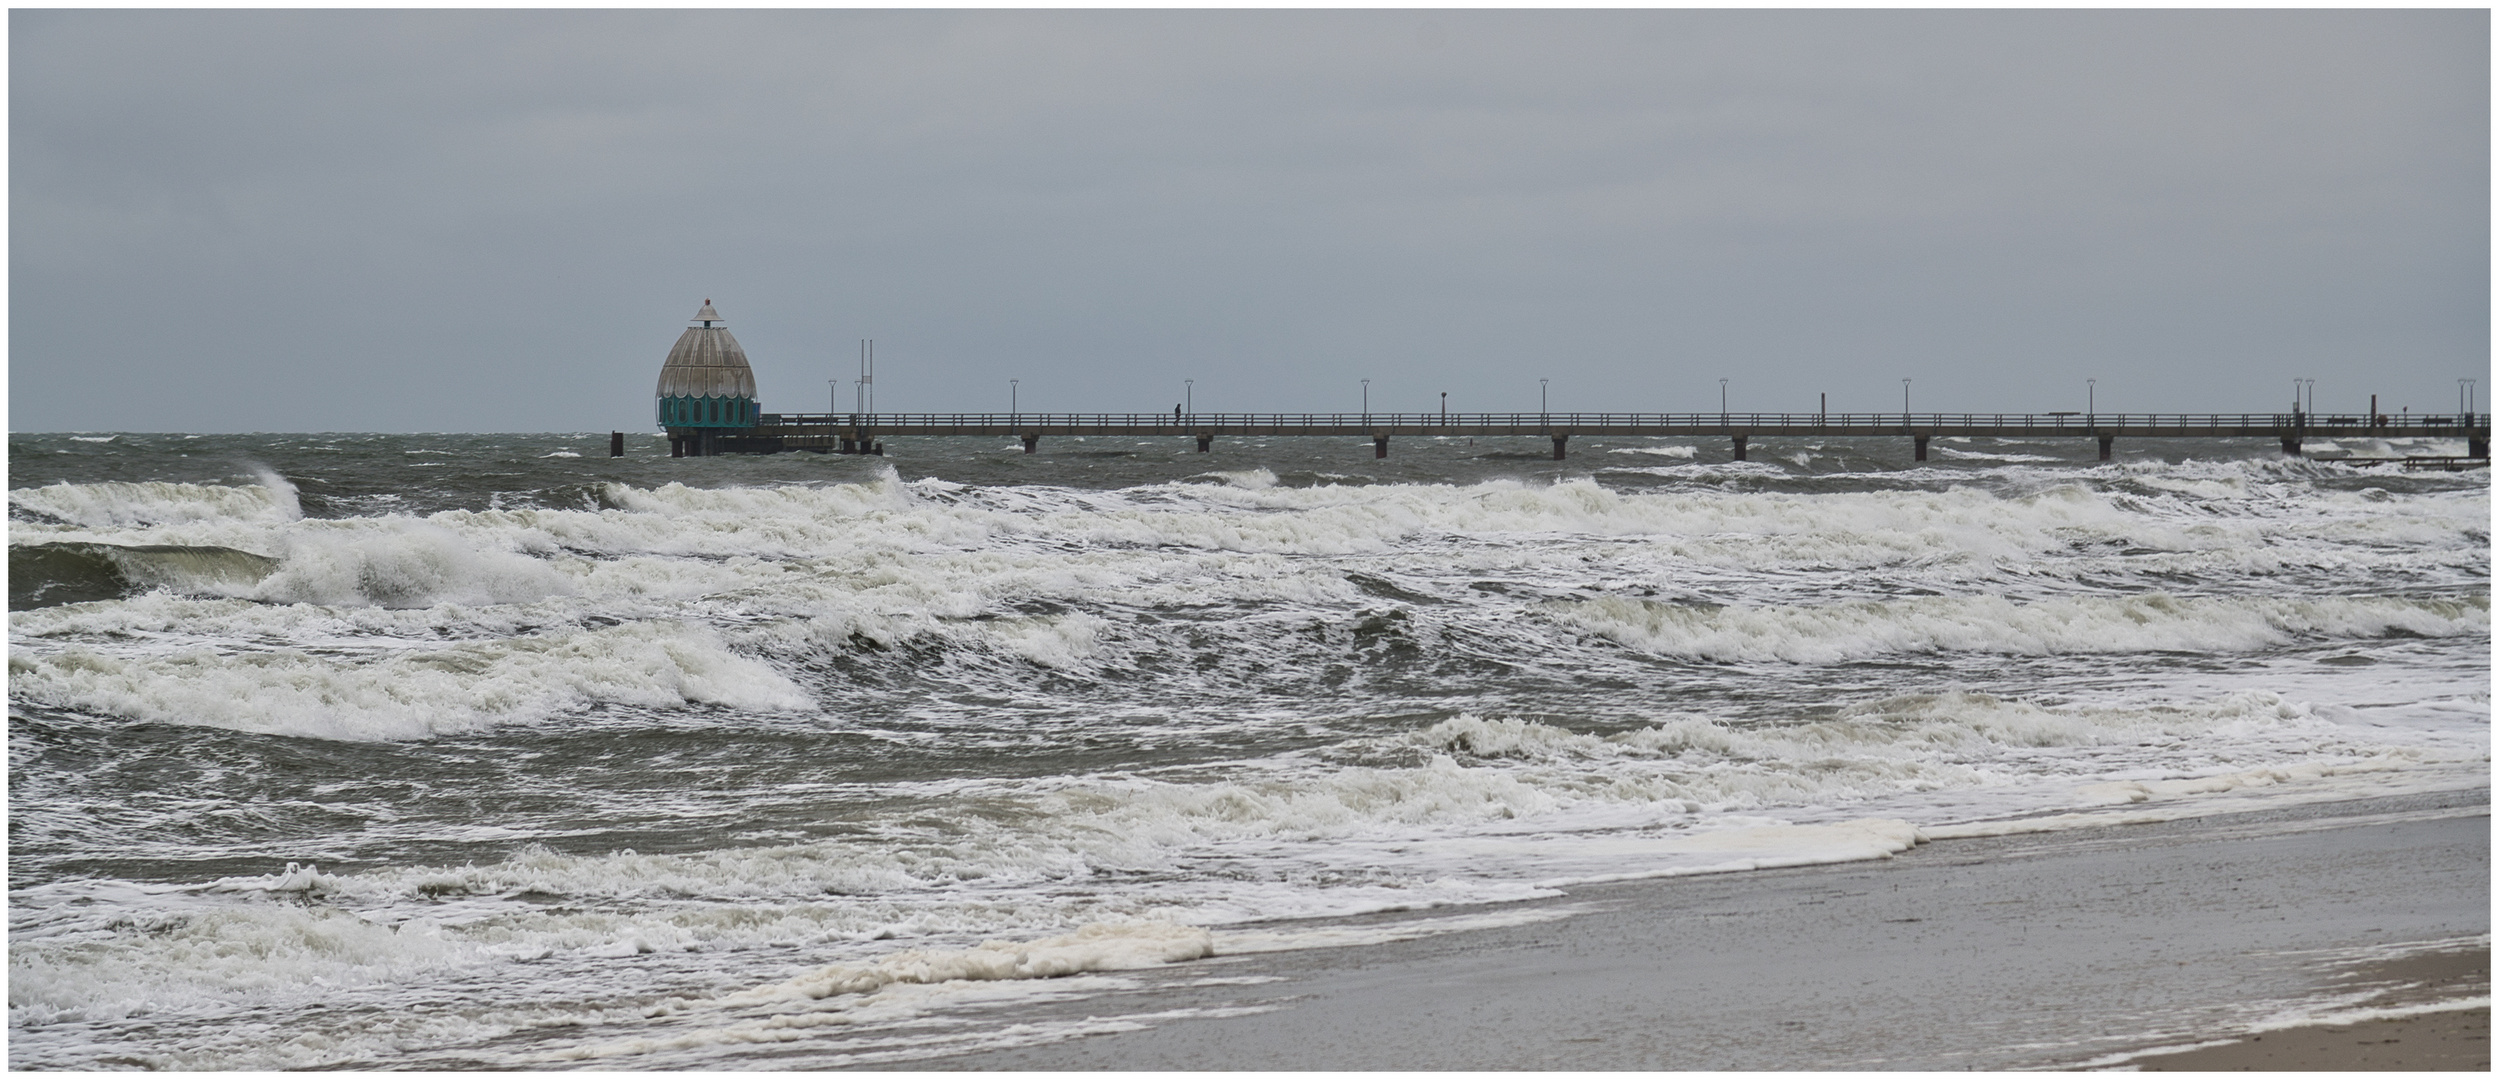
[8, 428, 2489, 1069]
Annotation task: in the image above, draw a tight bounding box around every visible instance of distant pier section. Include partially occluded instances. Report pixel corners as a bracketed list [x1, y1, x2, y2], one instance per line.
[668, 408, 2489, 464]
[645, 302, 2487, 464]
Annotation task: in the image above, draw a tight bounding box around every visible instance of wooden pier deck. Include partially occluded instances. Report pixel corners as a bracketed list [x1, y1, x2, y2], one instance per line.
[657, 410, 2491, 462]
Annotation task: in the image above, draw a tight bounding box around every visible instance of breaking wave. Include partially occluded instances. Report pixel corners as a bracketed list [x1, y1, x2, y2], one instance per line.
[9, 542, 279, 610]
[8, 620, 813, 740]
[10, 475, 300, 528]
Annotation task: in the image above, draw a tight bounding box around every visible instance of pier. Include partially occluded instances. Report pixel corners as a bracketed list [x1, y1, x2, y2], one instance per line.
[639, 301, 2488, 464]
[651, 410, 2491, 462]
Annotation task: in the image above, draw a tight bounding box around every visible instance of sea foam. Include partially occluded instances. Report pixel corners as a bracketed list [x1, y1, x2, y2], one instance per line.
[1552, 593, 2488, 664]
[8, 620, 813, 740]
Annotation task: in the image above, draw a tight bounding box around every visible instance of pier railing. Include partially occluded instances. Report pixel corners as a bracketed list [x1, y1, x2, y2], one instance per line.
[753, 411, 2489, 434]
[660, 410, 2487, 459]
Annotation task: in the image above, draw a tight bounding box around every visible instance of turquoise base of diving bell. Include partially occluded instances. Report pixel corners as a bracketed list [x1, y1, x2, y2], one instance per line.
[658, 396, 759, 428]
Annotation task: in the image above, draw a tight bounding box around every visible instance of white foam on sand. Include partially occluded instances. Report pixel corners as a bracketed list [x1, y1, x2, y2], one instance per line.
[9, 698, 2482, 1068]
[531, 922, 1214, 1064]
[726, 923, 1213, 1006]
[2067, 933, 2494, 1070]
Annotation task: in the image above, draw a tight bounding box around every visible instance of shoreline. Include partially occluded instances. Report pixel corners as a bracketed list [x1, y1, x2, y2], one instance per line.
[2133, 1003, 2490, 1072]
[909, 787, 2488, 1071]
[2119, 943, 2490, 1071]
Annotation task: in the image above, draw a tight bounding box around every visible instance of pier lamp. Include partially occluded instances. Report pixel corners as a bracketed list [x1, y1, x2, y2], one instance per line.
[1361, 379, 1370, 423]
[1185, 379, 1193, 418]
[1901, 378, 1911, 420]
[1719, 378, 1728, 420]
[2087, 378, 2096, 423]
[828, 379, 839, 416]
[1011, 379, 1019, 421]
[1540, 378, 1550, 421]
[2461, 378, 2475, 419]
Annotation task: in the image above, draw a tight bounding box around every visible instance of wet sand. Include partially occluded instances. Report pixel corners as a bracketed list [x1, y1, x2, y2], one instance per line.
[922, 787, 2488, 1071]
[2132, 944, 2489, 1071]
[2136, 1005, 2489, 1071]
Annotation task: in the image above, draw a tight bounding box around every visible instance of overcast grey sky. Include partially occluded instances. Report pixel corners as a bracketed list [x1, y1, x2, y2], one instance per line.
[11, 9, 2488, 433]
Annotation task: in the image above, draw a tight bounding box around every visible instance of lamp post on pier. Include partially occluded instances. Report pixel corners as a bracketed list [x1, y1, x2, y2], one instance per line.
[1540, 379, 1549, 424]
[1361, 379, 1370, 425]
[1185, 379, 1193, 419]
[1010, 379, 1019, 423]
[2087, 378, 2096, 426]
[2461, 378, 2476, 420]
[1901, 379, 1912, 422]
[1719, 378, 1728, 422]
[858, 340, 875, 417]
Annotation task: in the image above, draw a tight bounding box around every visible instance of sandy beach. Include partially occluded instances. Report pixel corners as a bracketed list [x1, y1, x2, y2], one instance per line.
[2136, 1004, 2488, 1071]
[921, 787, 2487, 1071]
[2129, 943, 2489, 1071]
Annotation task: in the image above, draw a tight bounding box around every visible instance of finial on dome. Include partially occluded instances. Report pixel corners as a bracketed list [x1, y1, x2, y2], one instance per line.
[694, 299, 723, 326]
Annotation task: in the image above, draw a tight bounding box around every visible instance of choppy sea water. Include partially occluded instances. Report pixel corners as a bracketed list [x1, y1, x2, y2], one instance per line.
[8, 429, 2488, 1069]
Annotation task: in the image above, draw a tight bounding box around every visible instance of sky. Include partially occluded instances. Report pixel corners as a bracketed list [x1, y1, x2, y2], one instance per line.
[10, 9, 2490, 433]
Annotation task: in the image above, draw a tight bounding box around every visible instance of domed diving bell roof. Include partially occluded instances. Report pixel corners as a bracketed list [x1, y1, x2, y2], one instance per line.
[656, 299, 758, 400]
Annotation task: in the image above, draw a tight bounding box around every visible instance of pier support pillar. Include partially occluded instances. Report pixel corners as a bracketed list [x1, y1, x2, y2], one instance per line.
[840, 436, 858, 454]
[670, 437, 684, 458]
[870, 441, 884, 457]
[1373, 434, 1389, 459]
[1021, 433, 1039, 454]
[2281, 434, 2302, 457]
[1732, 435, 1748, 461]
[2097, 435, 2113, 462]
[1551, 434, 1569, 460]
[611, 432, 625, 457]
[2472, 434, 2488, 459]
[1197, 433, 1212, 453]
[1913, 434, 1928, 462]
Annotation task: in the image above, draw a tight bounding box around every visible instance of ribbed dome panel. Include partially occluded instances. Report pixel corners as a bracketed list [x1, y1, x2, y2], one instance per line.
[655, 326, 758, 400]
